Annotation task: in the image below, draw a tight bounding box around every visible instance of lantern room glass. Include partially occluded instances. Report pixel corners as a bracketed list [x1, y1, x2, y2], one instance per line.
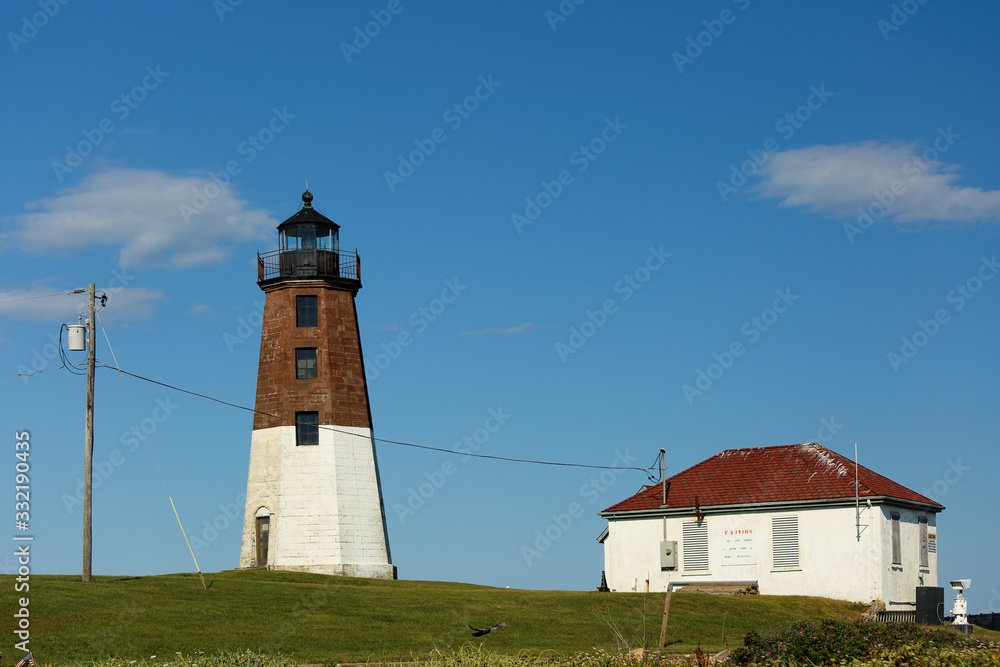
[279, 224, 338, 253]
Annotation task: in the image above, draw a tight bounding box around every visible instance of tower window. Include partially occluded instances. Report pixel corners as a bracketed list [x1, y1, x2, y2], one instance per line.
[295, 412, 319, 445]
[295, 348, 318, 379]
[296, 295, 318, 327]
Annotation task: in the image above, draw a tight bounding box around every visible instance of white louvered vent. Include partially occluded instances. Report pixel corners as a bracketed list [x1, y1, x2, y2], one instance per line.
[772, 515, 799, 568]
[682, 520, 709, 570]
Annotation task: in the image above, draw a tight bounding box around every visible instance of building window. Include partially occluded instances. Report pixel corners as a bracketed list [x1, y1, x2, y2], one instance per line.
[682, 521, 709, 570]
[918, 516, 928, 567]
[891, 512, 901, 565]
[772, 515, 800, 568]
[295, 348, 317, 379]
[296, 295, 317, 327]
[295, 411, 319, 445]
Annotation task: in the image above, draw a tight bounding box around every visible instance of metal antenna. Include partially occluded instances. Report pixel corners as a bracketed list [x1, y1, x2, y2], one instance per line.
[855, 442, 863, 540]
[660, 448, 666, 506]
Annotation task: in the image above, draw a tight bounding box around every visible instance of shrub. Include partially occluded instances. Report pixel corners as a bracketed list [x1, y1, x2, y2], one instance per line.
[730, 619, 988, 665]
[52, 650, 296, 667]
[858, 643, 1000, 666]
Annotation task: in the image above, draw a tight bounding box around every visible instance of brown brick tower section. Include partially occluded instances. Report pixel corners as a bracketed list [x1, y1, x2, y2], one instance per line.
[252, 281, 372, 431]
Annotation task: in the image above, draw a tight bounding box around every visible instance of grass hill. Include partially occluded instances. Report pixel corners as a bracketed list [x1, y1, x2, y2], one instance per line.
[0, 570, 964, 665]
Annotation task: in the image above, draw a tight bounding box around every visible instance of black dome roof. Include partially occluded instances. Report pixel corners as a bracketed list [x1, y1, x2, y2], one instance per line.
[277, 190, 339, 231]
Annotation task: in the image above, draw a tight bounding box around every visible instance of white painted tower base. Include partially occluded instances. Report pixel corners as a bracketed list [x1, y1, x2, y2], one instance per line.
[239, 424, 396, 579]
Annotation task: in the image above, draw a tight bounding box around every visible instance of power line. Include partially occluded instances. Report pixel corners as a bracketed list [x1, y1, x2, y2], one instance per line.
[0, 288, 87, 306]
[98, 363, 656, 473]
[0, 365, 75, 380]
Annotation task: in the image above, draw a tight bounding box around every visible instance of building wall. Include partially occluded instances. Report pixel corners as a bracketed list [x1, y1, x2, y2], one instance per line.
[878, 505, 938, 608]
[239, 424, 395, 579]
[602, 504, 936, 607]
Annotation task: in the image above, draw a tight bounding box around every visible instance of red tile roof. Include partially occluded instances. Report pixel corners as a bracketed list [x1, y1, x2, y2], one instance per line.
[602, 443, 942, 514]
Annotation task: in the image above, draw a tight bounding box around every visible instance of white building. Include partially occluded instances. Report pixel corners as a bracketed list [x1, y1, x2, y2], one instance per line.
[598, 443, 941, 609]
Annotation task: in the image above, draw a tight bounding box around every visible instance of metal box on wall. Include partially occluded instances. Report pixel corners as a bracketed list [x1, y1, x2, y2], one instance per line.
[660, 540, 678, 569]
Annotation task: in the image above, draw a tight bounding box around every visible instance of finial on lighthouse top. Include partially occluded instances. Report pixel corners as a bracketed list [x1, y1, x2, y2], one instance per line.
[302, 188, 313, 208]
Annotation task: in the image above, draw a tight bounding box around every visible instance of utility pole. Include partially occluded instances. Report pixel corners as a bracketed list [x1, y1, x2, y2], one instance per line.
[83, 283, 95, 582]
[660, 448, 666, 506]
[658, 447, 670, 648]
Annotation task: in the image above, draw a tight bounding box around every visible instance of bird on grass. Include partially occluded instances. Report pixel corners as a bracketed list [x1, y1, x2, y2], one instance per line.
[469, 621, 508, 637]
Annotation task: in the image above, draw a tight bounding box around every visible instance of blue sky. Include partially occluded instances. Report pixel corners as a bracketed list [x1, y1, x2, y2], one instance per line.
[1, 0, 999, 613]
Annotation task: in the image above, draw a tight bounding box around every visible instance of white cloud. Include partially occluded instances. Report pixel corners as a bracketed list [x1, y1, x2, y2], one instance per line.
[755, 140, 1000, 223]
[96, 288, 166, 321]
[0, 282, 165, 322]
[190, 303, 215, 317]
[460, 322, 558, 336]
[14, 168, 276, 268]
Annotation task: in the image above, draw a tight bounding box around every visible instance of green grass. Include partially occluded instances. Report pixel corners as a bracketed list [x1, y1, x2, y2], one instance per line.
[2, 570, 989, 666]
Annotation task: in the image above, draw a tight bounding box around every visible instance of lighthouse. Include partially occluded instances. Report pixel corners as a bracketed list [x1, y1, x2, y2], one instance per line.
[239, 190, 395, 579]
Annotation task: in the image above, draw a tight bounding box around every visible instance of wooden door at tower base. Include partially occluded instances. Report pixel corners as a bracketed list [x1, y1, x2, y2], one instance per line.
[256, 516, 270, 567]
